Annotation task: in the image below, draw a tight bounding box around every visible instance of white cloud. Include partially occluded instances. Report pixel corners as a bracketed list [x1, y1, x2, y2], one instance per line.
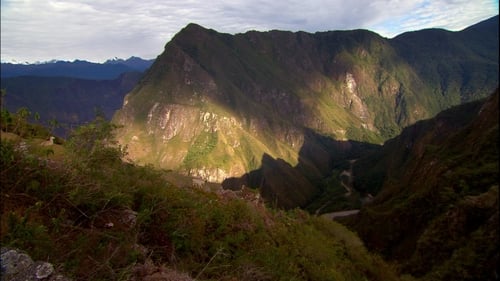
[371, 0, 498, 36]
[1, 0, 498, 63]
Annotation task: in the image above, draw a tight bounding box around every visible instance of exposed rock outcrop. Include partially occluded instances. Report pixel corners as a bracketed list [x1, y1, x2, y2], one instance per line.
[1, 247, 70, 281]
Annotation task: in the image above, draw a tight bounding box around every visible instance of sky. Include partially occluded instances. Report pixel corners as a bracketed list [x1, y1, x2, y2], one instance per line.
[1, 0, 498, 63]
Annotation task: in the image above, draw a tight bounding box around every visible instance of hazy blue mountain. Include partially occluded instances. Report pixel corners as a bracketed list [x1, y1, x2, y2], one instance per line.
[1, 56, 154, 80]
[104, 56, 156, 70]
[1, 72, 143, 136]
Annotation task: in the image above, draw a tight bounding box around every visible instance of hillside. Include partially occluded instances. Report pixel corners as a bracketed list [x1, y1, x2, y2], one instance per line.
[344, 89, 499, 280]
[1, 14, 498, 281]
[0, 117, 399, 281]
[1, 72, 143, 137]
[113, 16, 498, 208]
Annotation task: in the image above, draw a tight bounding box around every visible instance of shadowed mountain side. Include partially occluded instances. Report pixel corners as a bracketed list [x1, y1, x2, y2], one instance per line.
[222, 153, 316, 209]
[351, 95, 489, 196]
[342, 89, 498, 279]
[1, 71, 143, 137]
[222, 130, 380, 209]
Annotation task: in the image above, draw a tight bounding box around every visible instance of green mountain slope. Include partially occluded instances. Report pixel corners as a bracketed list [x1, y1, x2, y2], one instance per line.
[113, 16, 498, 208]
[0, 123, 400, 281]
[391, 16, 498, 106]
[344, 89, 499, 280]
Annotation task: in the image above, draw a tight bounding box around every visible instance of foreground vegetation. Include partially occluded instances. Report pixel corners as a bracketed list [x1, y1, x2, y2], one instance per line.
[0, 113, 399, 280]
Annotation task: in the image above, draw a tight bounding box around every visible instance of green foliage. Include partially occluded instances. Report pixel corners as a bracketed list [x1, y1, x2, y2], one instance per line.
[1, 91, 54, 140]
[1, 122, 400, 280]
[4, 211, 53, 260]
[305, 170, 362, 214]
[1, 89, 10, 130]
[345, 91, 499, 279]
[407, 186, 499, 281]
[182, 131, 218, 167]
[12, 107, 31, 136]
[65, 111, 126, 171]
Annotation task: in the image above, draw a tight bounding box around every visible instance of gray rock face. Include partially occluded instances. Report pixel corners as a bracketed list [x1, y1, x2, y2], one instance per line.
[34, 262, 54, 279]
[1, 247, 70, 281]
[1, 248, 34, 279]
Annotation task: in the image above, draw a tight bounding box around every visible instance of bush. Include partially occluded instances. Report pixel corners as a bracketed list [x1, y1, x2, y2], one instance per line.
[1, 118, 400, 281]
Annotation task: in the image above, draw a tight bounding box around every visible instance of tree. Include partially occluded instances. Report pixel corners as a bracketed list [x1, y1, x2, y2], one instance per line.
[1, 90, 12, 132]
[65, 111, 126, 171]
[13, 107, 31, 137]
[48, 118, 60, 136]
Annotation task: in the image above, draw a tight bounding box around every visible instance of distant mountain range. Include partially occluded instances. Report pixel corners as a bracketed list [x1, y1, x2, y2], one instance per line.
[1, 56, 154, 80]
[1, 56, 154, 136]
[1, 72, 143, 136]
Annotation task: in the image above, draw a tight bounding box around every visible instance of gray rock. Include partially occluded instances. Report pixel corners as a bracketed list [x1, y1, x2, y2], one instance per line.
[1, 248, 34, 278]
[0, 247, 70, 281]
[121, 209, 138, 227]
[35, 262, 54, 279]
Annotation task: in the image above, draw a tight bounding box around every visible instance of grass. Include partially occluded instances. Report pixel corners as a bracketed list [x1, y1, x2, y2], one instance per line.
[0, 122, 401, 280]
[182, 131, 218, 167]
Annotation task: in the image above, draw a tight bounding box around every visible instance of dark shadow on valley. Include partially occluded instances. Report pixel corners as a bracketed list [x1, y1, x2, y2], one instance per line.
[222, 129, 381, 209]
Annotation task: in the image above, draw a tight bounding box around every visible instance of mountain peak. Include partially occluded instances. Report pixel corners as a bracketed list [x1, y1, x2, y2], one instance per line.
[113, 17, 498, 208]
[461, 14, 499, 32]
[184, 22, 207, 30]
[104, 56, 152, 64]
[1, 57, 154, 79]
[175, 22, 214, 38]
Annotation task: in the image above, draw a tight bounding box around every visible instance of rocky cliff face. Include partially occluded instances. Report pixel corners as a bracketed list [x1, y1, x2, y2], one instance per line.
[113, 16, 498, 206]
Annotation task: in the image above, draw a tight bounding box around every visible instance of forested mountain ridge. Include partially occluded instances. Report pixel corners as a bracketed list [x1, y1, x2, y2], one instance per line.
[344, 89, 499, 280]
[113, 16, 498, 208]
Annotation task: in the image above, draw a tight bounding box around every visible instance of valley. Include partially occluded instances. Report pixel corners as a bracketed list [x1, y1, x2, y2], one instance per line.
[1, 14, 498, 281]
[114, 15, 498, 211]
[0, 57, 154, 137]
[111, 15, 498, 280]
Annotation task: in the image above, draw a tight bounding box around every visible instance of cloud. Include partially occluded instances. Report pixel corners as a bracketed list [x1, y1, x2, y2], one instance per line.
[371, 0, 498, 36]
[1, 0, 498, 63]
